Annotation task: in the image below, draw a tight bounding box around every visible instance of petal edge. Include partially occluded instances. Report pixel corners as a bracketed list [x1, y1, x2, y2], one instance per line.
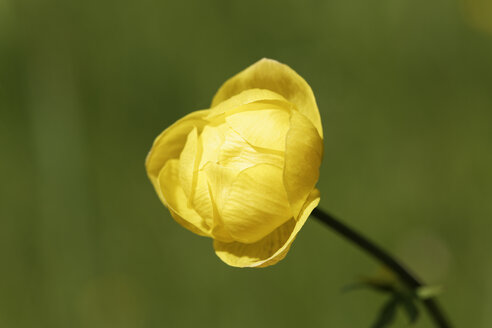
[211, 58, 323, 138]
[213, 189, 320, 268]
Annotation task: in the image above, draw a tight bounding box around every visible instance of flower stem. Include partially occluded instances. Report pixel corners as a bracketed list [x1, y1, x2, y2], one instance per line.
[311, 207, 452, 328]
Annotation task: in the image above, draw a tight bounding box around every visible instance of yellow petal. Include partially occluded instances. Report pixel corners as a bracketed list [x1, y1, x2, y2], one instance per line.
[190, 171, 214, 229]
[157, 159, 211, 236]
[197, 124, 227, 170]
[219, 129, 283, 172]
[213, 189, 320, 267]
[202, 162, 236, 242]
[179, 127, 198, 200]
[226, 109, 290, 152]
[202, 162, 236, 212]
[211, 58, 323, 138]
[221, 163, 292, 243]
[284, 111, 323, 217]
[146, 109, 210, 188]
[207, 88, 290, 119]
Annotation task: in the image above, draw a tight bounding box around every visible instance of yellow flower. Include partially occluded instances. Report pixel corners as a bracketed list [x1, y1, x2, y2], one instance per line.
[146, 58, 323, 267]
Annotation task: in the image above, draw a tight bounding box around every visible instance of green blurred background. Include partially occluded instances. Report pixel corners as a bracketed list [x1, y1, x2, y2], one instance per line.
[1, 0, 491, 327]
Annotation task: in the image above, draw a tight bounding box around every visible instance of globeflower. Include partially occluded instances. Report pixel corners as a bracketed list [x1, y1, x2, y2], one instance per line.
[146, 58, 323, 267]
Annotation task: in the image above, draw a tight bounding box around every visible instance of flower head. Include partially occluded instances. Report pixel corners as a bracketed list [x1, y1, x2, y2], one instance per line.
[146, 58, 323, 267]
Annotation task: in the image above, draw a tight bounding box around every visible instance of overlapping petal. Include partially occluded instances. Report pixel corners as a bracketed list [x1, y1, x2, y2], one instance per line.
[218, 129, 283, 172]
[211, 58, 323, 138]
[178, 127, 198, 200]
[202, 162, 236, 243]
[284, 111, 323, 217]
[191, 171, 214, 229]
[226, 109, 290, 152]
[157, 159, 211, 236]
[146, 58, 324, 268]
[207, 88, 290, 119]
[197, 124, 227, 170]
[146, 109, 210, 187]
[213, 189, 320, 267]
[221, 163, 292, 243]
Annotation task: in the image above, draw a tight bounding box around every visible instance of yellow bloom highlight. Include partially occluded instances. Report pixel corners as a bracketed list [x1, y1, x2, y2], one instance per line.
[146, 58, 323, 267]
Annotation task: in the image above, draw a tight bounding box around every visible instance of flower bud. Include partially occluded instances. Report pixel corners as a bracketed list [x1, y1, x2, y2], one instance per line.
[146, 58, 323, 267]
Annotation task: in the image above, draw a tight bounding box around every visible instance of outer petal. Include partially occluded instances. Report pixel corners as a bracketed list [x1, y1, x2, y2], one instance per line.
[179, 128, 198, 200]
[179, 128, 215, 229]
[207, 88, 290, 119]
[213, 188, 320, 268]
[284, 111, 323, 218]
[211, 58, 323, 138]
[145, 109, 210, 188]
[157, 159, 211, 236]
[221, 163, 292, 243]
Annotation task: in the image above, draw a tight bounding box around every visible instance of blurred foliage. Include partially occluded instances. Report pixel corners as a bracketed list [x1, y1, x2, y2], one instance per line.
[1, 0, 492, 327]
[344, 270, 421, 327]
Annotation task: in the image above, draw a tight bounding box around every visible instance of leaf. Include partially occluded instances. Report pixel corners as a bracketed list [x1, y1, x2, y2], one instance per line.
[400, 294, 420, 324]
[371, 296, 399, 328]
[343, 273, 424, 327]
[362, 278, 396, 293]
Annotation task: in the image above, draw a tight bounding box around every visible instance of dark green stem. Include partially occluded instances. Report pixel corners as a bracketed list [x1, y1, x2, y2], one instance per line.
[311, 207, 452, 328]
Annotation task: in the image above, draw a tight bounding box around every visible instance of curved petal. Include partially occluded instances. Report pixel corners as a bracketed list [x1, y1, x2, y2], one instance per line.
[226, 109, 290, 152]
[145, 109, 210, 188]
[178, 128, 214, 229]
[198, 124, 227, 170]
[284, 111, 323, 217]
[213, 189, 320, 267]
[179, 128, 198, 200]
[157, 159, 211, 236]
[201, 162, 236, 243]
[211, 58, 323, 138]
[202, 163, 236, 213]
[191, 171, 214, 229]
[207, 88, 290, 119]
[221, 163, 292, 243]
[219, 129, 284, 172]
